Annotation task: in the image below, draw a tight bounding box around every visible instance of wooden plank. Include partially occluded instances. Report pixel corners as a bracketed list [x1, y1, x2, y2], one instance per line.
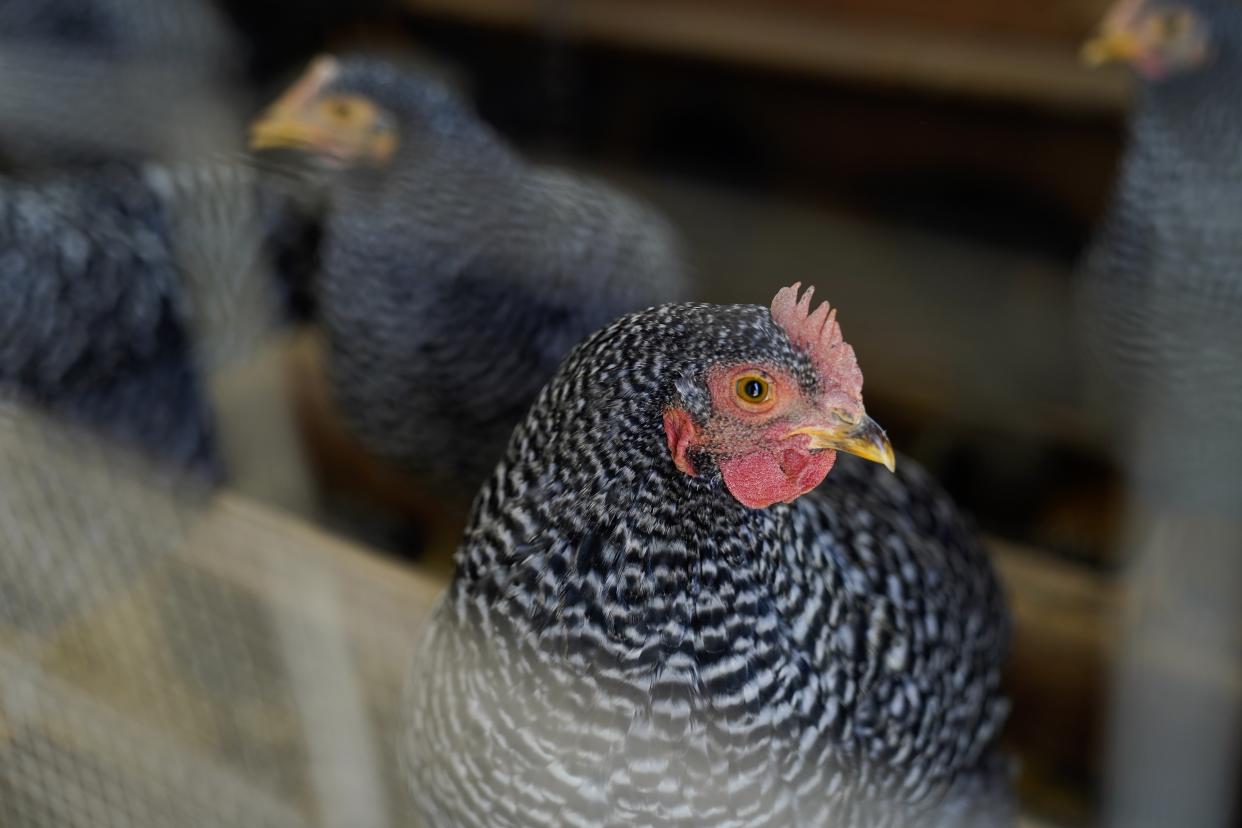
[186, 491, 447, 661]
[994, 536, 1114, 813]
[401, 0, 1130, 111]
[689, 0, 1112, 44]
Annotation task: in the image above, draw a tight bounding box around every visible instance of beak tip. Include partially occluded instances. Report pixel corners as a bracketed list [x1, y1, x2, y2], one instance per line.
[787, 414, 897, 472]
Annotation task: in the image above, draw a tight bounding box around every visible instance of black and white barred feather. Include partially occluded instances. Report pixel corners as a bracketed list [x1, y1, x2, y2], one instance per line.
[403, 301, 1011, 827]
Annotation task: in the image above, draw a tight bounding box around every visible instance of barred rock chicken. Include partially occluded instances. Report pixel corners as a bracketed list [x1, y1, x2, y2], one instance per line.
[1080, 0, 1242, 509]
[250, 54, 689, 501]
[403, 285, 1012, 827]
[0, 158, 291, 477]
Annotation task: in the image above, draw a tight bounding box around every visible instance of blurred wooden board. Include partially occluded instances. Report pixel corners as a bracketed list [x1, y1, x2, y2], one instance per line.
[617, 0, 1114, 45]
[402, 0, 1130, 111]
[0, 483, 440, 828]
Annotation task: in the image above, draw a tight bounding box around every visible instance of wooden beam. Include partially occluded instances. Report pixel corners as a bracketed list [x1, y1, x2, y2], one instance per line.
[401, 0, 1130, 111]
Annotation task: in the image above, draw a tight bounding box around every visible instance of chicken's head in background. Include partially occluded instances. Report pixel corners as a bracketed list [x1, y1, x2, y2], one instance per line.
[1083, 0, 1215, 79]
[250, 56, 399, 167]
[664, 284, 894, 510]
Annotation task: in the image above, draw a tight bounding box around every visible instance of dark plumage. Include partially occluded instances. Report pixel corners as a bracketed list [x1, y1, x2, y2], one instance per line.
[252, 54, 690, 499]
[0, 158, 295, 476]
[1079, 0, 1242, 507]
[403, 288, 1011, 826]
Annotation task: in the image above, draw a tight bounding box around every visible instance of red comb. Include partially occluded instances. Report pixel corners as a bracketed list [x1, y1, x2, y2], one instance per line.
[770, 283, 863, 402]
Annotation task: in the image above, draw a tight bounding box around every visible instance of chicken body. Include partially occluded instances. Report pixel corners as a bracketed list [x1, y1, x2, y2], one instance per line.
[404, 300, 1010, 827]
[0, 159, 290, 475]
[1079, 7, 1242, 824]
[1078, 0, 1242, 507]
[259, 56, 690, 499]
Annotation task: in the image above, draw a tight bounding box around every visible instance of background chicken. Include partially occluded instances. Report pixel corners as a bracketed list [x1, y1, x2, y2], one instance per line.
[404, 285, 1011, 827]
[1078, 0, 1242, 510]
[0, 153, 320, 479]
[0, 0, 330, 483]
[250, 54, 691, 519]
[1080, 2, 1242, 824]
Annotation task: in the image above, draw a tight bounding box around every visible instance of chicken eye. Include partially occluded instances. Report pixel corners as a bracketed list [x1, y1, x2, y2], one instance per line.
[1153, 9, 1191, 39]
[735, 375, 771, 404]
[323, 97, 360, 123]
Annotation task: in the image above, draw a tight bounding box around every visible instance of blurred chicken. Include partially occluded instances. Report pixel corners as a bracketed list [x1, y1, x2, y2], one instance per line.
[1082, 4, 1242, 824]
[1080, 0, 1242, 510]
[0, 157, 304, 478]
[250, 54, 690, 509]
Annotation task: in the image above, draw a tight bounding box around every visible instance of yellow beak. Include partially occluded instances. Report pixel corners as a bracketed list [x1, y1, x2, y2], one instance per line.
[787, 414, 896, 473]
[249, 114, 324, 152]
[250, 56, 340, 152]
[1082, 29, 1144, 66]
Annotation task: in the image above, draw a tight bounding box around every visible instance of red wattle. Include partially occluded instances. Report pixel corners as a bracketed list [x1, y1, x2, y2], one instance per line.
[718, 447, 836, 509]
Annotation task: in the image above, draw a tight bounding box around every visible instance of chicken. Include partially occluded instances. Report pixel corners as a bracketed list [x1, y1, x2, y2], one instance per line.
[402, 284, 1012, 827]
[0, 157, 297, 477]
[250, 54, 691, 503]
[1079, 0, 1242, 510]
[1080, 6, 1242, 824]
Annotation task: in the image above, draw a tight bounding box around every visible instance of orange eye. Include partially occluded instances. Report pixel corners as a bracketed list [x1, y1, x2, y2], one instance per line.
[735, 375, 771, 405]
[1152, 11, 1177, 37]
[1150, 8, 1196, 40]
[322, 96, 364, 124]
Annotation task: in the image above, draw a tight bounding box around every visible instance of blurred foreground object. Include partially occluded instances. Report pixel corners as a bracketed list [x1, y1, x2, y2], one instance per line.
[0, 399, 439, 827]
[1080, 1, 1242, 825]
[404, 287, 1011, 826]
[251, 53, 690, 532]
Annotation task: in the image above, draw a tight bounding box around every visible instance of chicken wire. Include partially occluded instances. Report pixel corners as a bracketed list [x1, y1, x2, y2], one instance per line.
[0, 399, 425, 828]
